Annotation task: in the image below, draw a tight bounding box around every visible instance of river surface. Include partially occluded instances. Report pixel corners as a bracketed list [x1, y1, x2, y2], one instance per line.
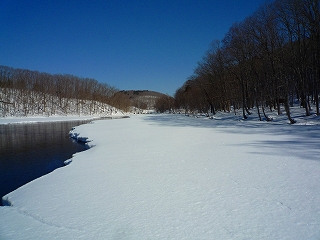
[0, 120, 91, 204]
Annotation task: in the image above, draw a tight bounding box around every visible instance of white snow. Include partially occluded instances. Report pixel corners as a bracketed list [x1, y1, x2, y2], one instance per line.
[1, 111, 320, 239]
[0, 114, 127, 125]
[0, 116, 98, 125]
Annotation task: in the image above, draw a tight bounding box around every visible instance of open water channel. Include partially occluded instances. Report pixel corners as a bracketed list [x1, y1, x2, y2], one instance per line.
[0, 120, 92, 205]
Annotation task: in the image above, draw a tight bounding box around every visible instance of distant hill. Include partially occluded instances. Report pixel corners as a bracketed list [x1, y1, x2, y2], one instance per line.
[118, 90, 167, 110]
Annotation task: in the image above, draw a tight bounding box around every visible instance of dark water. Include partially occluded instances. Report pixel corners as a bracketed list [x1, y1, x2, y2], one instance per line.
[0, 120, 91, 204]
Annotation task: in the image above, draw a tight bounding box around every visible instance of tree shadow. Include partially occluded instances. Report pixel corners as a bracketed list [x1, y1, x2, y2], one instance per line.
[244, 138, 320, 162]
[143, 114, 320, 162]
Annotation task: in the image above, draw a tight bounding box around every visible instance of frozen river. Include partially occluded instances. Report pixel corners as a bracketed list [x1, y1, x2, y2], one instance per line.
[0, 120, 90, 203]
[1, 113, 320, 239]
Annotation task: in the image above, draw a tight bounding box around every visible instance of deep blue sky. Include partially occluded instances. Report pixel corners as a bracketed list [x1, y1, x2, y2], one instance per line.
[1, 0, 267, 95]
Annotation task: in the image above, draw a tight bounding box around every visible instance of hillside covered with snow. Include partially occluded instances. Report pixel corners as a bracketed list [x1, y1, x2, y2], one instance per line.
[0, 65, 127, 118]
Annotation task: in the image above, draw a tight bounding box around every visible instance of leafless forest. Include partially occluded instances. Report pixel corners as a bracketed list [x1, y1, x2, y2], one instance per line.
[0, 66, 127, 117]
[1, 0, 319, 121]
[0, 66, 171, 116]
[172, 0, 319, 123]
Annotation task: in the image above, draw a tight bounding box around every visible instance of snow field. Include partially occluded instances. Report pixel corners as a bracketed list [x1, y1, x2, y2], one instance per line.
[1, 114, 320, 239]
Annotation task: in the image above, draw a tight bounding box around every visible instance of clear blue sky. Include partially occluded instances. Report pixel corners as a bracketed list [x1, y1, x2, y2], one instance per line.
[1, 0, 267, 95]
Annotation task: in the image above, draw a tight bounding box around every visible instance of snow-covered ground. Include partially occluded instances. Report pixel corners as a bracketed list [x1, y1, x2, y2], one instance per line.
[0, 114, 127, 125]
[1, 109, 320, 239]
[0, 115, 99, 125]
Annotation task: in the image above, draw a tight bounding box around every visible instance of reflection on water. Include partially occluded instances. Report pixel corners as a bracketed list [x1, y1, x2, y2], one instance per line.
[0, 120, 91, 204]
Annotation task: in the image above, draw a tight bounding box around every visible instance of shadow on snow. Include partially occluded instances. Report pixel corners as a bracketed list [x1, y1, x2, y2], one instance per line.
[143, 114, 320, 162]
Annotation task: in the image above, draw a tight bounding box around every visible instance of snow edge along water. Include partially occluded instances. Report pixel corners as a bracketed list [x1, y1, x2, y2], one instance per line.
[1, 115, 130, 206]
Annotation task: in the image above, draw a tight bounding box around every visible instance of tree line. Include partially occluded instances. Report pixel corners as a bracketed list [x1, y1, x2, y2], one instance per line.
[173, 0, 320, 123]
[0, 65, 129, 116]
[0, 65, 173, 115]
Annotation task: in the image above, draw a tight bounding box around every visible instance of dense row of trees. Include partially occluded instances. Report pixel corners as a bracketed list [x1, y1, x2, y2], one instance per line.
[174, 0, 320, 123]
[0, 66, 126, 116]
[154, 94, 175, 113]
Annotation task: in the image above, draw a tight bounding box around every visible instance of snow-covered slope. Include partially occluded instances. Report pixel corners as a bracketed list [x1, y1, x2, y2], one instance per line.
[1, 113, 320, 239]
[0, 88, 124, 118]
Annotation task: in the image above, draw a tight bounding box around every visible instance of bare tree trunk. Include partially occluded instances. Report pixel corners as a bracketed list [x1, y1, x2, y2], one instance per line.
[262, 104, 272, 121]
[256, 100, 262, 121]
[240, 77, 247, 119]
[284, 95, 296, 124]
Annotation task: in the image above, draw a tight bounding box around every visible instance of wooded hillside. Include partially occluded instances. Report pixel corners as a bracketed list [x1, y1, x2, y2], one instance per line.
[102, 90, 170, 112]
[0, 66, 123, 117]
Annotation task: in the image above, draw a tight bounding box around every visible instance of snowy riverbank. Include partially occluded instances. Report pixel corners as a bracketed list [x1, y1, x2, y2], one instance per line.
[0, 116, 98, 125]
[0, 114, 127, 125]
[1, 113, 320, 239]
